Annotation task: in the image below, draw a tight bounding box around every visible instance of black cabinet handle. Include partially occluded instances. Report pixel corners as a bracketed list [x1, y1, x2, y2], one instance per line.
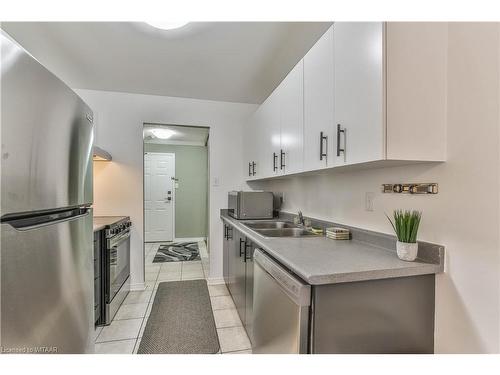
[245, 241, 252, 261]
[337, 124, 345, 157]
[239, 238, 245, 257]
[280, 149, 285, 170]
[248, 162, 252, 176]
[224, 225, 228, 240]
[320, 131, 328, 160]
[242, 239, 252, 263]
[273, 152, 278, 171]
[252, 161, 256, 176]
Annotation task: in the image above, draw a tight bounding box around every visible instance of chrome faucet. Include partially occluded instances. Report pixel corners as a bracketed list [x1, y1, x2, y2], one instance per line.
[298, 211, 305, 226]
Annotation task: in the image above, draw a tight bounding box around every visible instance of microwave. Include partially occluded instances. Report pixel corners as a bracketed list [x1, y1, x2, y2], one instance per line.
[228, 191, 274, 219]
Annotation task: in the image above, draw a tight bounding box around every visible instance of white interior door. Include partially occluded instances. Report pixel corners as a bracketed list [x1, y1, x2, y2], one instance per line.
[145, 153, 175, 242]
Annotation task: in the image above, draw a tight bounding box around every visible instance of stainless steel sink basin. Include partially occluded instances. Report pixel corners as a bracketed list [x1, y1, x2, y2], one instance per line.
[254, 228, 321, 238]
[242, 221, 300, 230]
[243, 220, 321, 237]
[242, 221, 322, 238]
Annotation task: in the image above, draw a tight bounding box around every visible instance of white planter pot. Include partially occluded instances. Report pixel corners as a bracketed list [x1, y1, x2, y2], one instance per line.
[396, 241, 418, 261]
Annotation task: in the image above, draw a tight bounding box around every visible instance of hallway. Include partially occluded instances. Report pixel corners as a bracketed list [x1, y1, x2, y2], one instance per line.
[94, 241, 251, 354]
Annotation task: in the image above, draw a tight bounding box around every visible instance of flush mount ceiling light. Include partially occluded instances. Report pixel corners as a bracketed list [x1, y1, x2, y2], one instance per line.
[151, 128, 175, 139]
[145, 21, 189, 31]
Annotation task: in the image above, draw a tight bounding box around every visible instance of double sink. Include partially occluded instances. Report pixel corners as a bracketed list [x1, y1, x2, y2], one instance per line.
[242, 220, 321, 238]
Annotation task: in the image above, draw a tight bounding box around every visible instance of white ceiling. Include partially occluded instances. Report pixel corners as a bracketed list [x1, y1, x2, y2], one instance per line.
[144, 124, 209, 145]
[1, 22, 332, 104]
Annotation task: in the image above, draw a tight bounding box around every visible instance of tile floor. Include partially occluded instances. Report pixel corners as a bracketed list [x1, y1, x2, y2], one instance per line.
[94, 240, 252, 354]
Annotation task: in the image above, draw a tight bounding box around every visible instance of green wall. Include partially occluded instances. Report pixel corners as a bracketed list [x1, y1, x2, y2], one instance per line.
[144, 143, 208, 238]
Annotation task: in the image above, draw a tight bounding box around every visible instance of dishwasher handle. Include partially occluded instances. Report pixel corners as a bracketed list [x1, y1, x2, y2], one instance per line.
[254, 249, 311, 306]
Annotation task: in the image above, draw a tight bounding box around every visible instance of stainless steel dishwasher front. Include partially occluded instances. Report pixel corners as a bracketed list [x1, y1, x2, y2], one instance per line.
[252, 249, 311, 354]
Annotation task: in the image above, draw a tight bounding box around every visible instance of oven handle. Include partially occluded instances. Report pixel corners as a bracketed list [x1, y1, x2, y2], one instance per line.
[107, 229, 131, 248]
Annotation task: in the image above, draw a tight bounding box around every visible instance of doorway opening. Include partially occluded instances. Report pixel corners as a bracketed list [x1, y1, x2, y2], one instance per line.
[143, 123, 210, 283]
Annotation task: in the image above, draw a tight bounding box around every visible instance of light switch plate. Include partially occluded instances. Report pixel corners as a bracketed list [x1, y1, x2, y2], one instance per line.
[365, 192, 375, 211]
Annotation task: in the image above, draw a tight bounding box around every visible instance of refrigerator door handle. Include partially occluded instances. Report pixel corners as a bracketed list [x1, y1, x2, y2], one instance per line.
[2, 207, 91, 231]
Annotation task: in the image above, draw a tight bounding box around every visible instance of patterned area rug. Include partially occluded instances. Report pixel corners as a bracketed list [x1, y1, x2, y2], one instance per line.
[153, 242, 200, 263]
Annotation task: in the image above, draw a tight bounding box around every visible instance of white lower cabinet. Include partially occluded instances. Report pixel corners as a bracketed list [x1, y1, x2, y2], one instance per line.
[244, 22, 447, 181]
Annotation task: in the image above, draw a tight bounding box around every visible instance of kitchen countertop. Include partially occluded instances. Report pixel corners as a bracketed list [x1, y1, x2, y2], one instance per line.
[221, 210, 444, 285]
[93, 216, 129, 232]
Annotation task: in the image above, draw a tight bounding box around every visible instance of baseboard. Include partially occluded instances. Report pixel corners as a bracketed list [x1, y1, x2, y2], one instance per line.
[206, 277, 225, 285]
[129, 282, 146, 291]
[174, 237, 206, 242]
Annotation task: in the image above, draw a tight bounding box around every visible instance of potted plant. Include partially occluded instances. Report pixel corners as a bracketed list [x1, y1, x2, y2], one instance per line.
[386, 209, 422, 261]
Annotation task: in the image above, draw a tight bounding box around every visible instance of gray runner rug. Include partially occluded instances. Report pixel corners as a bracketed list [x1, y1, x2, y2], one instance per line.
[137, 280, 220, 354]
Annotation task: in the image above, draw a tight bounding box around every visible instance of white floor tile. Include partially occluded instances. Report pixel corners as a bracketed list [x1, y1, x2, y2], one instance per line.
[96, 319, 143, 342]
[160, 262, 182, 272]
[210, 295, 235, 310]
[95, 339, 136, 354]
[144, 265, 161, 273]
[133, 337, 142, 353]
[213, 308, 242, 328]
[157, 272, 181, 282]
[223, 349, 253, 354]
[181, 272, 205, 280]
[123, 290, 153, 305]
[208, 284, 229, 297]
[93, 326, 103, 342]
[144, 272, 159, 282]
[217, 326, 251, 353]
[182, 265, 203, 274]
[182, 260, 202, 267]
[114, 303, 149, 320]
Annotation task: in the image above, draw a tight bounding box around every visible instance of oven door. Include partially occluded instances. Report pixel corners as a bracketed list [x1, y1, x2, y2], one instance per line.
[106, 229, 130, 304]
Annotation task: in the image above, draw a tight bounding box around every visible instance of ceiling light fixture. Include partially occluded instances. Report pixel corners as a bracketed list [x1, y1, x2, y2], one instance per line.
[145, 21, 189, 31]
[151, 128, 175, 139]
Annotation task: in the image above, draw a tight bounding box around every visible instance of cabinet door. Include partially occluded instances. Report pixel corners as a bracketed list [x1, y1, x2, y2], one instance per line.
[227, 228, 236, 297]
[244, 241, 254, 343]
[243, 112, 258, 178]
[259, 90, 281, 178]
[232, 231, 246, 324]
[223, 224, 229, 285]
[303, 26, 335, 170]
[279, 60, 304, 174]
[334, 22, 384, 166]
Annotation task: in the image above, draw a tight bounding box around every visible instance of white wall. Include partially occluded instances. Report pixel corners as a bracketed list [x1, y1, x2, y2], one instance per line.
[249, 23, 500, 353]
[77, 89, 257, 288]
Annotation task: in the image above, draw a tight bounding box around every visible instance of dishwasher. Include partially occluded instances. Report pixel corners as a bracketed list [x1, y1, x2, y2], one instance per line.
[252, 249, 311, 354]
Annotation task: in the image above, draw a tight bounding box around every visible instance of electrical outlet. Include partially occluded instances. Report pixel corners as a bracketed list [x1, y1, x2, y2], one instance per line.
[365, 192, 375, 211]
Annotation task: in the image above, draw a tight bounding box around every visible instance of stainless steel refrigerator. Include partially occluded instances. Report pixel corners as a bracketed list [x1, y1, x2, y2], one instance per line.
[1, 32, 94, 353]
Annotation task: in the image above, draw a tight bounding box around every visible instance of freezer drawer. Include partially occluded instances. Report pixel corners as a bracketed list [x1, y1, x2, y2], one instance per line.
[0, 208, 94, 353]
[252, 249, 310, 354]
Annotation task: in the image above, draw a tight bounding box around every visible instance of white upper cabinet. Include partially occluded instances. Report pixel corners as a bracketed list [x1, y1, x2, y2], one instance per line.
[303, 26, 335, 171]
[244, 22, 447, 181]
[279, 60, 304, 175]
[334, 22, 384, 166]
[260, 89, 281, 178]
[243, 110, 258, 178]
